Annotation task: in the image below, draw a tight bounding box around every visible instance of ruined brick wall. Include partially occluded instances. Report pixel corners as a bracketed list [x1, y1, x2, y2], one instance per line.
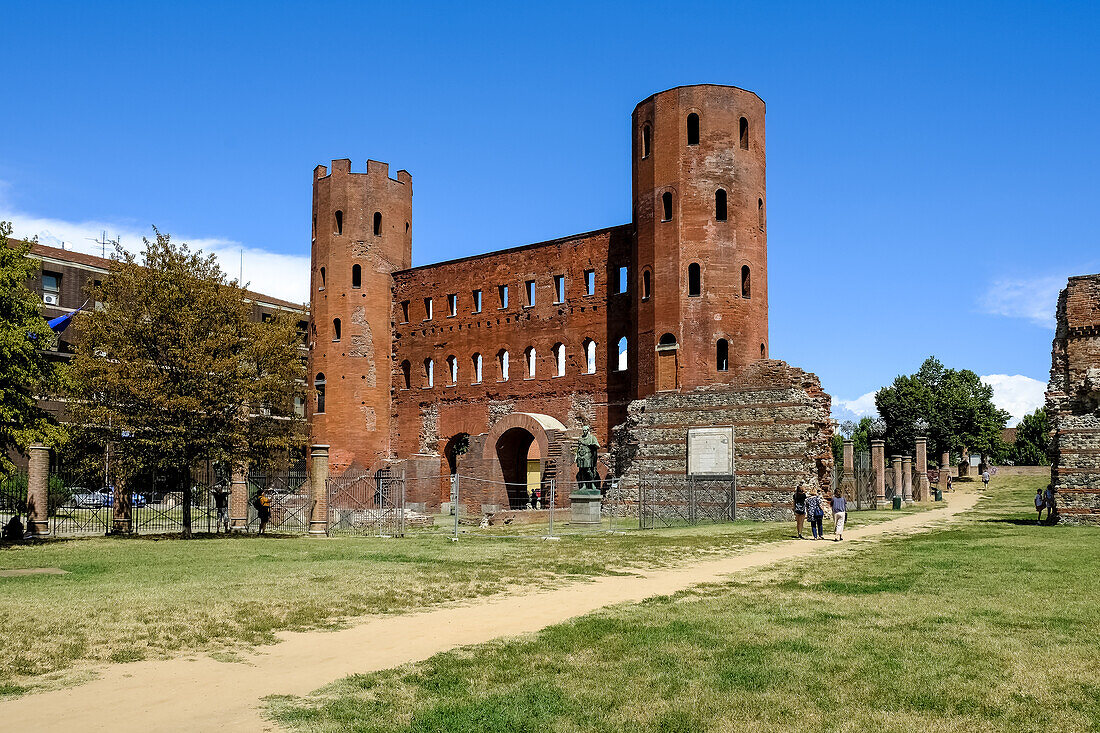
[613, 360, 833, 521]
[1047, 273, 1100, 525]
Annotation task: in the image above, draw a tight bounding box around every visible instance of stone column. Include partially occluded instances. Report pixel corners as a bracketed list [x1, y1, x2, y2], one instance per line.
[26, 443, 50, 537]
[230, 463, 249, 532]
[902, 456, 914, 504]
[891, 455, 904, 503]
[959, 448, 970, 477]
[871, 440, 886, 506]
[939, 451, 951, 489]
[840, 440, 856, 500]
[915, 438, 930, 502]
[309, 444, 330, 537]
[112, 477, 132, 534]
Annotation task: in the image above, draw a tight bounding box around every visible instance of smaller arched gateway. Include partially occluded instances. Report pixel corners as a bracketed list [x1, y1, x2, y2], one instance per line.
[483, 413, 567, 509]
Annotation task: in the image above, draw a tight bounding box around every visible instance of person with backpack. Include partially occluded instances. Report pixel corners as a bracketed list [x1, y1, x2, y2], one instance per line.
[1035, 487, 1045, 524]
[831, 489, 847, 541]
[254, 490, 272, 534]
[806, 489, 825, 540]
[793, 486, 807, 539]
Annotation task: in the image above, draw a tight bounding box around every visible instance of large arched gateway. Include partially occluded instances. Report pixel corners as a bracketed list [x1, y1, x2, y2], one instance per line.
[483, 413, 567, 509]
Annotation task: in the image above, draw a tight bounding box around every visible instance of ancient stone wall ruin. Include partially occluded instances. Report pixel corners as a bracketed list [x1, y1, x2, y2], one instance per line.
[1047, 273, 1100, 525]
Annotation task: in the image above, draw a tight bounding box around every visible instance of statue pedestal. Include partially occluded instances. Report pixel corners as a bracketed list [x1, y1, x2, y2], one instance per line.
[569, 492, 602, 527]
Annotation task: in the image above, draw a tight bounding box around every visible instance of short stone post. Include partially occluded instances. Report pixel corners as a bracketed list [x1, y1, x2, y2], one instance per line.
[939, 451, 951, 491]
[915, 438, 930, 501]
[309, 444, 330, 537]
[230, 462, 249, 532]
[891, 455, 904, 504]
[840, 440, 856, 500]
[902, 456, 914, 504]
[26, 443, 51, 537]
[871, 440, 886, 506]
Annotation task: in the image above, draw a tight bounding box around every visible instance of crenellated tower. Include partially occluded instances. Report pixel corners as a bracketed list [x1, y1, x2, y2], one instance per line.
[309, 159, 412, 473]
[631, 85, 768, 396]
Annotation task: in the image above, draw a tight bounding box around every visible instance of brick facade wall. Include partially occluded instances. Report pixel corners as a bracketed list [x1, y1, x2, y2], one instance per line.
[1047, 273, 1100, 525]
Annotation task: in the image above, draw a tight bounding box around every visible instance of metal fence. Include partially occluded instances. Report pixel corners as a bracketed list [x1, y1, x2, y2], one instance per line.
[327, 468, 406, 537]
[248, 468, 310, 534]
[638, 476, 737, 529]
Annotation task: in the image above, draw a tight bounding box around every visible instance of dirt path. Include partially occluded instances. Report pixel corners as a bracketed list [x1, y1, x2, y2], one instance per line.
[0, 490, 980, 732]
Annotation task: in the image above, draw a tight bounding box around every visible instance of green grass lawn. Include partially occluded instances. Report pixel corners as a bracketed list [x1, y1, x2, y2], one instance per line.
[0, 501, 922, 696]
[267, 475, 1100, 732]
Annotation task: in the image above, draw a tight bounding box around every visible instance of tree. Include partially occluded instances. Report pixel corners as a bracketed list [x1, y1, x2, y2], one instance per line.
[66, 230, 305, 536]
[1011, 408, 1050, 466]
[0, 222, 60, 476]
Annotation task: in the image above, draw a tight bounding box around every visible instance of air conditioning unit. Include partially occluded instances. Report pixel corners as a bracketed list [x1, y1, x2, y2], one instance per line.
[43, 293, 59, 305]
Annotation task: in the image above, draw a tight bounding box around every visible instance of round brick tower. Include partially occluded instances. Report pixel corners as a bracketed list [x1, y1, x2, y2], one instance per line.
[309, 159, 412, 473]
[631, 85, 768, 396]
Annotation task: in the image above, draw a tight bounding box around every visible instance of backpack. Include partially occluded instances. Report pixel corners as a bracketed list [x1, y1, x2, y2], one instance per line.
[1035, 493, 1044, 509]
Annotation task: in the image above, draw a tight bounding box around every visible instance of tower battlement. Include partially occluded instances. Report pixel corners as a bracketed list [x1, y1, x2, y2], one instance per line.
[314, 159, 412, 187]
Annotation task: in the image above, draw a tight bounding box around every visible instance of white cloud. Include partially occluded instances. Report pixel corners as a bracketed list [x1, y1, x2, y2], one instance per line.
[1, 199, 309, 304]
[981, 374, 1047, 426]
[979, 276, 1064, 328]
[835, 391, 879, 419]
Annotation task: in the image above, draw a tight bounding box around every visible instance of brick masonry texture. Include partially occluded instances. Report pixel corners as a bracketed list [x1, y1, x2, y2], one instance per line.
[1047, 273, 1100, 525]
[308, 84, 805, 516]
[611, 360, 834, 521]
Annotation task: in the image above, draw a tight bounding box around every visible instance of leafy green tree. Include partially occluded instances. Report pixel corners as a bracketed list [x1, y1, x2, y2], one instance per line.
[0, 222, 60, 476]
[1010, 408, 1050, 466]
[66, 230, 305, 536]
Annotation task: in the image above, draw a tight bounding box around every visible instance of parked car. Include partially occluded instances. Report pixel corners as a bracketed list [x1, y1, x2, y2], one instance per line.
[103, 493, 147, 507]
[72, 491, 108, 508]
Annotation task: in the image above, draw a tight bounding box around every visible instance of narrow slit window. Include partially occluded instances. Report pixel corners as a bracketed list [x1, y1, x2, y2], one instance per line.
[352, 264, 362, 288]
[584, 339, 596, 374]
[424, 297, 433, 320]
[584, 269, 595, 296]
[688, 263, 701, 297]
[447, 355, 457, 384]
[642, 270, 651, 300]
[554, 343, 565, 377]
[717, 339, 729, 372]
[334, 210, 343, 235]
[525, 280, 535, 307]
[319, 267, 326, 290]
[662, 191, 673, 221]
[332, 318, 341, 341]
[525, 346, 536, 378]
[499, 349, 509, 381]
[424, 359, 434, 387]
[448, 293, 457, 317]
[472, 353, 482, 384]
[373, 212, 382, 236]
[687, 113, 699, 145]
[401, 360, 411, 389]
[554, 275, 565, 303]
[761, 343, 766, 358]
[758, 198, 764, 230]
[472, 289, 482, 313]
[739, 117, 749, 150]
[499, 284, 509, 309]
[617, 337, 628, 371]
[642, 124, 651, 158]
[400, 300, 409, 323]
[715, 189, 727, 221]
[741, 265, 751, 299]
[314, 373, 326, 413]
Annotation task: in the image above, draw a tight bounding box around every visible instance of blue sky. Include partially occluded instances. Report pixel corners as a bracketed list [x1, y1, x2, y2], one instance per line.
[3, 1, 1098, 423]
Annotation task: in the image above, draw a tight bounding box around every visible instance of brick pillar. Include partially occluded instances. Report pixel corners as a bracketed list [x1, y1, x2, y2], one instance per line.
[26, 444, 50, 537]
[230, 463, 249, 532]
[840, 439, 856, 500]
[915, 438, 930, 501]
[309, 444, 330, 537]
[871, 440, 886, 505]
[939, 451, 951, 490]
[902, 456, 914, 504]
[959, 448, 970, 477]
[891, 455, 903, 503]
[112, 478, 132, 534]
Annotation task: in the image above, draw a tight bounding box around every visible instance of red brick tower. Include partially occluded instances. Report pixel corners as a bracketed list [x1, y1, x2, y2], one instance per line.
[631, 85, 768, 395]
[309, 159, 412, 473]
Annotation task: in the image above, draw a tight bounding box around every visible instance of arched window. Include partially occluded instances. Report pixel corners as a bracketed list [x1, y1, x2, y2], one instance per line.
[758, 198, 764, 230]
[659, 333, 678, 347]
[401, 360, 411, 389]
[688, 263, 701, 297]
[717, 339, 729, 372]
[617, 336, 628, 371]
[739, 117, 749, 150]
[472, 353, 482, 384]
[373, 212, 382, 236]
[687, 113, 699, 145]
[642, 269, 651, 300]
[715, 189, 727, 221]
[583, 338, 596, 374]
[351, 264, 361, 288]
[447, 355, 458, 384]
[332, 318, 341, 341]
[314, 373, 326, 414]
[319, 267, 326, 290]
[525, 346, 536, 378]
[424, 358, 434, 387]
[741, 265, 751, 299]
[760, 343, 766, 358]
[498, 349, 509, 381]
[554, 343, 565, 377]
[642, 124, 651, 158]
[662, 191, 673, 221]
[334, 210, 343, 235]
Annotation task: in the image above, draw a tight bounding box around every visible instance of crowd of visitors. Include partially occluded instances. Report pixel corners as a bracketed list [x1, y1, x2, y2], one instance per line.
[792, 486, 846, 541]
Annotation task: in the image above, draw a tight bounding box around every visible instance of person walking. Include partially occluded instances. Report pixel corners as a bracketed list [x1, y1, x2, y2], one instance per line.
[1035, 487, 1046, 525]
[806, 489, 825, 540]
[793, 486, 807, 539]
[212, 486, 230, 534]
[831, 490, 847, 541]
[255, 490, 272, 534]
[1043, 485, 1057, 525]
[982, 470, 991, 488]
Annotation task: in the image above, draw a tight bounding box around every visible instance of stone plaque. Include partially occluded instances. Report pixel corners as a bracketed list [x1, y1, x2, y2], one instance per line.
[687, 426, 734, 476]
